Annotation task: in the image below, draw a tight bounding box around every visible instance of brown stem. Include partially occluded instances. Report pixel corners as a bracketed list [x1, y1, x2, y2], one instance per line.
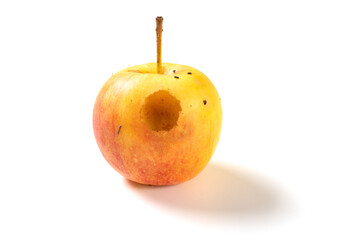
[156, 16, 163, 74]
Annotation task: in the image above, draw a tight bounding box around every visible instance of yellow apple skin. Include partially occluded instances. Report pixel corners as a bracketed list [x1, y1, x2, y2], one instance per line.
[93, 62, 222, 185]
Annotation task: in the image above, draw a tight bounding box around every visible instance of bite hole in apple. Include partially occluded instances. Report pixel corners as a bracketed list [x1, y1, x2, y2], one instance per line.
[140, 90, 182, 132]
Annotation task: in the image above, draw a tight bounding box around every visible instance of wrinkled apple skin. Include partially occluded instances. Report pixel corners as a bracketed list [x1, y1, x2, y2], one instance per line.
[93, 63, 222, 185]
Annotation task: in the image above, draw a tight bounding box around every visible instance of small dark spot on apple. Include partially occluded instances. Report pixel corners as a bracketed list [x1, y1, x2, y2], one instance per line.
[173, 70, 176, 73]
[174, 76, 179, 79]
[187, 72, 192, 75]
[117, 125, 122, 135]
[203, 100, 207, 105]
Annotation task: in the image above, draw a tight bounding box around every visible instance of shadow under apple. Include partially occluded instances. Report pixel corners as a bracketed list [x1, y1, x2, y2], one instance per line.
[125, 161, 282, 218]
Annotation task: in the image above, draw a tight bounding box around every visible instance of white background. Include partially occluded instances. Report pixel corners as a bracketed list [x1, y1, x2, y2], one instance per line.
[1, 0, 359, 239]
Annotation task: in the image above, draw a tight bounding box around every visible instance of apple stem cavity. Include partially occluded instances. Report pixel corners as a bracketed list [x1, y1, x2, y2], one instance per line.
[156, 16, 163, 74]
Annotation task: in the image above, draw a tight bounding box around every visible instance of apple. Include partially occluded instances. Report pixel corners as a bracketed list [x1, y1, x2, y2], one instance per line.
[93, 17, 222, 185]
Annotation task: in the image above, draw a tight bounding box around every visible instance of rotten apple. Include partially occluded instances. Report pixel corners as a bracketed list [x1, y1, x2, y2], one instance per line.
[93, 17, 222, 185]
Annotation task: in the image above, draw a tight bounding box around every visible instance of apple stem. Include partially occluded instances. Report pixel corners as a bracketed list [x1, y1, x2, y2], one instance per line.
[156, 16, 163, 74]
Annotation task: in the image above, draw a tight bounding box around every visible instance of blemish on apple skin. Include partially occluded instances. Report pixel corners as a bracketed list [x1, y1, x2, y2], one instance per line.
[174, 76, 179, 79]
[203, 100, 207, 105]
[173, 70, 176, 73]
[187, 72, 192, 75]
[117, 125, 122, 135]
